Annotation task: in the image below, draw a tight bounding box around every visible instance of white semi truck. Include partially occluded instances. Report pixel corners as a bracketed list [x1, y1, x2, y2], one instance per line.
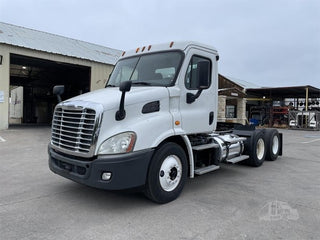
[48, 41, 282, 203]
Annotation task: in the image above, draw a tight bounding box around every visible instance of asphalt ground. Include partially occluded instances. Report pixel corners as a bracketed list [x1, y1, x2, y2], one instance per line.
[0, 127, 319, 240]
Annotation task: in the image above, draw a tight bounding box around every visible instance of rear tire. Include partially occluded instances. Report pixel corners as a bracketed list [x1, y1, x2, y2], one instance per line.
[244, 130, 266, 167]
[144, 142, 187, 204]
[265, 129, 280, 161]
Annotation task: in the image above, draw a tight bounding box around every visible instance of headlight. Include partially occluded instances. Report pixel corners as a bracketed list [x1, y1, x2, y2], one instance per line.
[98, 132, 136, 155]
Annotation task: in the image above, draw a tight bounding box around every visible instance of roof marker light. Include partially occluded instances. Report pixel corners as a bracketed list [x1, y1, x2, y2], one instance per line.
[136, 47, 140, 53]
[122, 51, 126, 56]
[141, 46, 146, 52]
[170, 41, 174, 48]
[148, 45, 152, 51]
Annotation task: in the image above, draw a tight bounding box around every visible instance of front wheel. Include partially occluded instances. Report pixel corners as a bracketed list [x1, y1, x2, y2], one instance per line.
[144, 142, 187, 204]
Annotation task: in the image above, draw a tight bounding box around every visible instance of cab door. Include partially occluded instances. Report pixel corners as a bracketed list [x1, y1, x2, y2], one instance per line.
[178, 49, 218, 134]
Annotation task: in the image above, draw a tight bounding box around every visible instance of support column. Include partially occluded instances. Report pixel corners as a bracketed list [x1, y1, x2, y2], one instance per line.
[0, 49, 10, 130]
[237, 98, 247, 125]
[218, 95, 226, 122]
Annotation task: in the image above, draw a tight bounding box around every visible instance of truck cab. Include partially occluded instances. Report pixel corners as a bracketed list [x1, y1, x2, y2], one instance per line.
[49, 41, 282, 203]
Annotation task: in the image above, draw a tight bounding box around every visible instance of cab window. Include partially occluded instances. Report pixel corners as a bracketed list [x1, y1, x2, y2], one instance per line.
[185, 56, 211, 90]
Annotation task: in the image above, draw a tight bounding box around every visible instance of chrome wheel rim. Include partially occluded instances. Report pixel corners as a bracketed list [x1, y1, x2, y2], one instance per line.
[257, 138, 265, 160]
[272, 135, 279, 155]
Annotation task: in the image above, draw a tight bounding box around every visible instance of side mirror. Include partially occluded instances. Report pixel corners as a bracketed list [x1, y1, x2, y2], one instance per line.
[119, 80, 132, 92]
[186, 61, 211, 104]
[197, 61, 210, 89]
[53, 85, 65, 103]
[53, 85, 65, 96]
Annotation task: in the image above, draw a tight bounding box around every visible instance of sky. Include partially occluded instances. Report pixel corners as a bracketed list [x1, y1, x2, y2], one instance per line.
[1, 0, 319, 88]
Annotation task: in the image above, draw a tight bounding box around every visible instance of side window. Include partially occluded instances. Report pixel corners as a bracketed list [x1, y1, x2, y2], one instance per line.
[185, 56, 211, 90]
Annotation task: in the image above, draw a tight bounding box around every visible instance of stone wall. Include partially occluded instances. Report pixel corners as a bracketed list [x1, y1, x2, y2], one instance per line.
[218, 95, 247, 125]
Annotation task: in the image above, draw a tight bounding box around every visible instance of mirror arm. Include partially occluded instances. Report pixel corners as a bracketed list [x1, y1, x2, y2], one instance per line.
[115, 81, 132, 121]
[186, 89, 203, 104]
[56, 95, 62, 103]
[115, 92, 127, 121]
[53, 85, 65, 103]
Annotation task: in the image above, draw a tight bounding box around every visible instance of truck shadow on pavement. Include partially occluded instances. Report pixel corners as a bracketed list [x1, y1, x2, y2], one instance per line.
[49, 164, 248, 210]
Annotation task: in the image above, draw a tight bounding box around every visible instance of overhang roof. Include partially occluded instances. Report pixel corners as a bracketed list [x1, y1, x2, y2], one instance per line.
[219, 74, 244, 90]
[246, 85, 320, 99]
[218, 74, 246, 98]
[218, 88, 246, 98]
[0, 22, 122, 65]
[223, 75, 261, 89]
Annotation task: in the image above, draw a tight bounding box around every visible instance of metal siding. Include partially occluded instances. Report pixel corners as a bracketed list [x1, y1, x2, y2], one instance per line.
[0, 22, 122, 64]
[90, 64, 114, 91]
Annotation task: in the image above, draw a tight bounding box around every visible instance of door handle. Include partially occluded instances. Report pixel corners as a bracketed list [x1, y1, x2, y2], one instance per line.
[209, 111, 214, 125]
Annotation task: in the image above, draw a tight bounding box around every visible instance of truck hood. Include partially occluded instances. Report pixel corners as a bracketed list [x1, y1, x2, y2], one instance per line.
[63, 87, 169, 111]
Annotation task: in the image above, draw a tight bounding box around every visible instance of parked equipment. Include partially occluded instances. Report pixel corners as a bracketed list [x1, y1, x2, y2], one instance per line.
[289, 110, 320, 129]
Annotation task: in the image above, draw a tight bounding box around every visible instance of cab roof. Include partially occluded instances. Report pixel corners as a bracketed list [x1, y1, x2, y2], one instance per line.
[120, 41, 218, 59]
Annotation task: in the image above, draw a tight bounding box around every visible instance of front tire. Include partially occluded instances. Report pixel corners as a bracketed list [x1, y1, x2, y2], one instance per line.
[145, 142, 187, 204]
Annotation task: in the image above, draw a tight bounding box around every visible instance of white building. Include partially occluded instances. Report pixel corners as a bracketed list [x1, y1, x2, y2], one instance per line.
[0, 22, 122, 130]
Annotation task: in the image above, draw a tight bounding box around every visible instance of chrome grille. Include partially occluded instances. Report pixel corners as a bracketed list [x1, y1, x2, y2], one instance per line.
[51, 106, 97, 156]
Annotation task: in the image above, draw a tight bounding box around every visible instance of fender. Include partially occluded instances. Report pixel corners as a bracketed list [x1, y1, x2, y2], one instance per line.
[181, 135, 194, 178]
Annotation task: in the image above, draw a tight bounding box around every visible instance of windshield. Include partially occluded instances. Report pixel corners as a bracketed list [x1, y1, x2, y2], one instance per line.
[107, 51, 184, 87]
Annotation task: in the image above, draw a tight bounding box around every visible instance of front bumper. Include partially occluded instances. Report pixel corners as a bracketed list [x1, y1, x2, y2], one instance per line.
[48, 147, 154, 190]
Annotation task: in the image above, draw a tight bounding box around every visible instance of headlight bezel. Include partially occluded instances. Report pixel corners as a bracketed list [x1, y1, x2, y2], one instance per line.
[98, 131, 136, 155]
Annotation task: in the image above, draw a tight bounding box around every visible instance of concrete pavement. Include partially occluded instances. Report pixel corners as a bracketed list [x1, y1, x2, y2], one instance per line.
[0, 127, 319, 239]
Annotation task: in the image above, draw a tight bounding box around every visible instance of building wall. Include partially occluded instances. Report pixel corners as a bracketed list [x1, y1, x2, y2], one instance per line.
[218, 75, 247, 125]
[0, 43, 115, 130]
[218, 96, 247, 125]
[90, 63, 113, 91]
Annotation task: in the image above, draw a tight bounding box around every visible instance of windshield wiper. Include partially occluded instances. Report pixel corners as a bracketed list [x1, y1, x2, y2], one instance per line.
[106, 84, 117, 87]
[131, 81, 152, 86]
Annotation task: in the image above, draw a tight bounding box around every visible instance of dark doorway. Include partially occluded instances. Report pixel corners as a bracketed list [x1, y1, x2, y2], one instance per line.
[9, 54, 91, 125]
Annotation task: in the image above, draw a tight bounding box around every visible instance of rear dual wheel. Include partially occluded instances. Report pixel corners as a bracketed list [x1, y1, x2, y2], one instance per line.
[244, 129, 281, 166]
[244, 130, 266, 167]
[264, 129, 281, 161]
